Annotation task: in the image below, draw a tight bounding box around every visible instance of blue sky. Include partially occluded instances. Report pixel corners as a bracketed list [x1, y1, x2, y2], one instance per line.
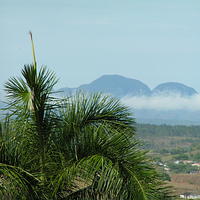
[1, 0, 200, 95]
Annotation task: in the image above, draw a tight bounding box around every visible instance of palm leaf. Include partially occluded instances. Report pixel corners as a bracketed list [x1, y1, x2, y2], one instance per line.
[0, 163, 40, 200]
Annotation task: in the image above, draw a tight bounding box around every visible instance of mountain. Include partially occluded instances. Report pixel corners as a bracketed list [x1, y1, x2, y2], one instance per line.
[58, 87, 76, 96]
[60, 75, 151, 97]
[152, 82, 197, 97]
[60, 75, 197, 98]
[58, 75, 200, 125]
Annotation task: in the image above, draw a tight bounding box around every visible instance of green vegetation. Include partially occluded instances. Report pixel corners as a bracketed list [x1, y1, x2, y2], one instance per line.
[137, 124, 200, 159]
[168, 163, 199, 174]
[137, 123, 200, 138]
[136, 123, 200, 195]
[0, 34, 172, 199]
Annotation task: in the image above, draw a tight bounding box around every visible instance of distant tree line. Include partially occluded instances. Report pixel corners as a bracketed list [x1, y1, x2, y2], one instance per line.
[136, 124, 200, 137]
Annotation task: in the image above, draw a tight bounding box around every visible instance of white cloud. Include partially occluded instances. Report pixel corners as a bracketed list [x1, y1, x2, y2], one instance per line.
[121, 94, 200, 111]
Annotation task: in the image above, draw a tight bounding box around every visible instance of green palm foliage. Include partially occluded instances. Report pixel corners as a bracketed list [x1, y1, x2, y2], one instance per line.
[0, 34, 173, 199]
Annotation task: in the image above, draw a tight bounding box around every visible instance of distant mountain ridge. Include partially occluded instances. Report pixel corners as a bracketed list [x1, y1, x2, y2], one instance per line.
[152, 82, 197, 97]
[59, 74, 198, 97]
[79, 75, 151, 97]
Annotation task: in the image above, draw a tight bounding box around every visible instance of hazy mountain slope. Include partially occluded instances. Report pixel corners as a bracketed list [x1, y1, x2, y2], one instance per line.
[152, 82, 197, 96]
[59, 74, 151, 97]
[59, 75, 198, 98]
[78, 75, 151, 97]
[58, 87, 76, 96]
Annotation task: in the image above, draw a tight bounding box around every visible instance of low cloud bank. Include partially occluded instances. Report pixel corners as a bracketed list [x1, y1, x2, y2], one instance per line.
[121, 94, 200, 111]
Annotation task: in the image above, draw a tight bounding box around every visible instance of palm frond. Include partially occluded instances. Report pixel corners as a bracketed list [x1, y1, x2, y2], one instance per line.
[60, 93, 135, 130]
[52, 122, 162, 200]
[0, 163, 40, 200]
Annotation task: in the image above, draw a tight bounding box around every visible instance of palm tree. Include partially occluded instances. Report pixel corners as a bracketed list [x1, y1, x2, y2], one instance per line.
[0, 33, 173, 199]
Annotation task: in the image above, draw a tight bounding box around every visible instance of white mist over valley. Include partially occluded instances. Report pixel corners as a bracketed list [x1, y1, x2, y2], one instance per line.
[122, 94, 200, 111]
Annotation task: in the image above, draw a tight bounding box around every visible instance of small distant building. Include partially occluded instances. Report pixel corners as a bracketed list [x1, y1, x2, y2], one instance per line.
[157, 162, 164, 166]
[182, 160, 193, 164]
[174, 160, 180, 164]
[180, 193, 200, 199]
[164, 167, 170, 171]
[192, 163, 200, 168]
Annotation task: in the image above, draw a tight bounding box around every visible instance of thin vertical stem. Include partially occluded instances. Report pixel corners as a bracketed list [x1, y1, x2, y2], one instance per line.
[29, 31, 37, 70]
